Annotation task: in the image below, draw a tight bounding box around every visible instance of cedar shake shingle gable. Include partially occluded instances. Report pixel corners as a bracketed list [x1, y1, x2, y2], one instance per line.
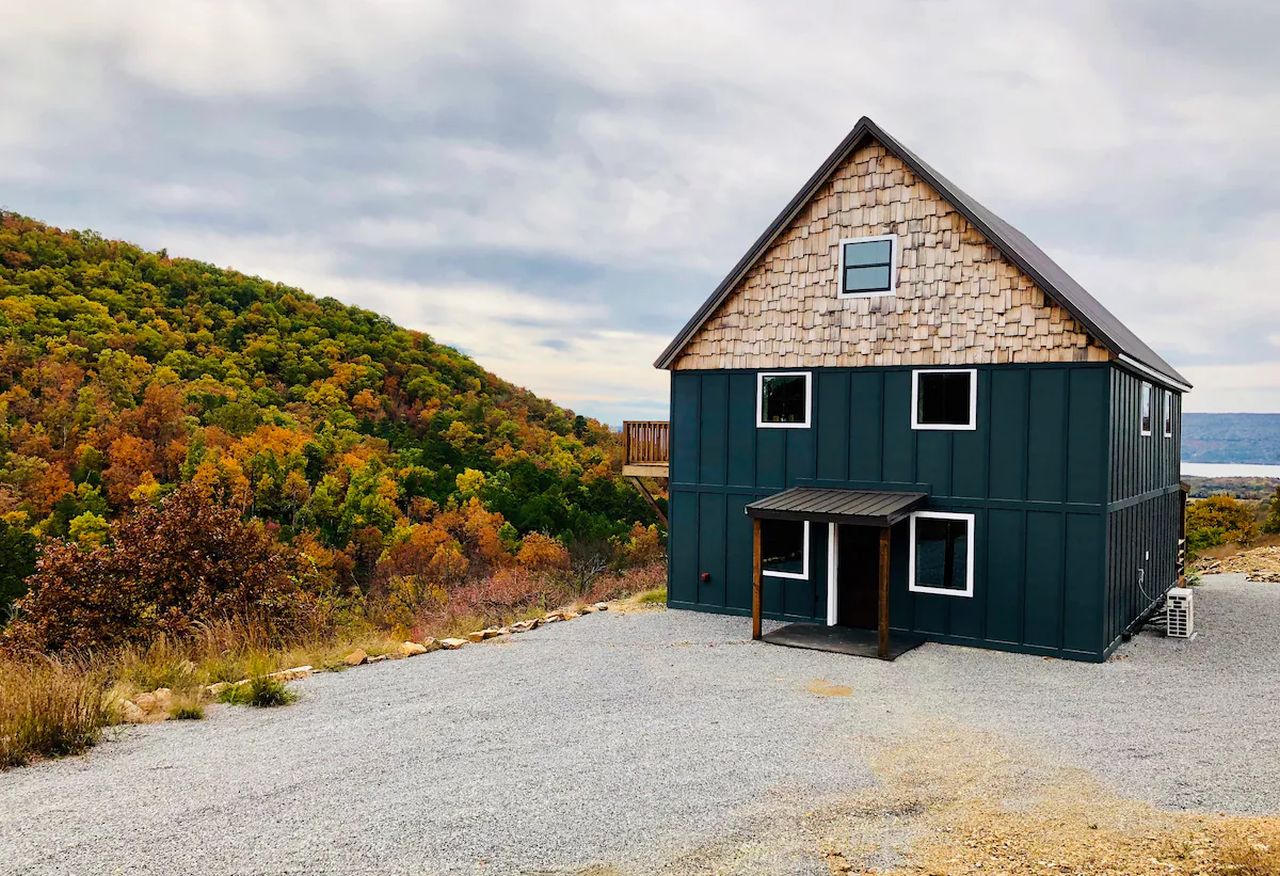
[656, 117, 1190, 390]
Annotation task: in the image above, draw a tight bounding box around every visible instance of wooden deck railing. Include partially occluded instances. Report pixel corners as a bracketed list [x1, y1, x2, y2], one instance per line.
[622, 420, 669, 466]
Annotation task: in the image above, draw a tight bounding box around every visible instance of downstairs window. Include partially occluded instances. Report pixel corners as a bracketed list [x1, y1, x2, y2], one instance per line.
[909, 512, 974, 597]
[762, 519, 809, 579]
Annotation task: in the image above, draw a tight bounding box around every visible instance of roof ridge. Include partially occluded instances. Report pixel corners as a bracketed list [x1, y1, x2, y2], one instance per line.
[655, 117, 1190, 390]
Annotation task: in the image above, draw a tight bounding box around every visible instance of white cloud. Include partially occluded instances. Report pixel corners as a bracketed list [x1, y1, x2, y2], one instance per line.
[1180, 363, 1280, 412]
[0, 0, 1276, 419]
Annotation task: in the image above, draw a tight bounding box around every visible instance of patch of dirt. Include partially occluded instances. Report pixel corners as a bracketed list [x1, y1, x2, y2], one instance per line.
[1199, 545, 1280, 583]
[807, 679, 853, 698]
[843, 724, 1280, 876]
[645, 722, 1280, 875]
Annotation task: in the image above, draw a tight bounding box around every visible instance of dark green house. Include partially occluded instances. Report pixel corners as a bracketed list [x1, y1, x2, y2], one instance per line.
[635, 117, 1190, 662]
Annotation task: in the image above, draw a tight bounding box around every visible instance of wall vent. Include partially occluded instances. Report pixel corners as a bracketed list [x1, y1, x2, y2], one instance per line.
[1166, 587, 1194, 638]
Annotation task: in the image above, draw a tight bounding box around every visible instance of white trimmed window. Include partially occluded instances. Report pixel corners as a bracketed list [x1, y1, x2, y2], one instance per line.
[911, 369, 977, 431]
[1163, 389, 1174, 438]
[838, 235, 897, 298]
[909, 511, 975, 597]
[757, 372, 811, 428]
[1140, 382, 1153, 436]
[762, 519, 809, 579]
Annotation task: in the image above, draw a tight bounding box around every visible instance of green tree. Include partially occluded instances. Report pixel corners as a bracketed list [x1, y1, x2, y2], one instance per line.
[0, 520, 37, 617]
[1263, 486, 1280, 535]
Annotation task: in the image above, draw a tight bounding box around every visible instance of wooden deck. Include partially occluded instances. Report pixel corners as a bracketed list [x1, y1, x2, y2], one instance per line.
[622, 420, 668, 478]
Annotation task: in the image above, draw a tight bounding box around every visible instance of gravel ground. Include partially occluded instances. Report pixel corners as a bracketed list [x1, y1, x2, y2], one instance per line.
[1, 574, 1277, 875]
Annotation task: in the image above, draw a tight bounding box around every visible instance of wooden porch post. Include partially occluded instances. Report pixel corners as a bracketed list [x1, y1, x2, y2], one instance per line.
[752, 516, 763, 641]
[877, 525, 891, 660]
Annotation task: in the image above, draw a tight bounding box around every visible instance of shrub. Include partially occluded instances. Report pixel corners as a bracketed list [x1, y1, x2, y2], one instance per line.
[515, 532, 570, 572]
[1264, 486, 1280, 535]
[586, 561, 666, 604]
[426, 566, 556, 629]
[1186, 495, 1257, 555]
[3, 484, 314, 655]
[618, 523, 665, 567]
[218, 676, 296, 708]
[0, 656, 110, 769]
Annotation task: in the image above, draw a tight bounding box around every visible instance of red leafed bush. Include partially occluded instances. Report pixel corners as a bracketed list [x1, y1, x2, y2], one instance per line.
[3, 485, 313, 655]
[586, 561, 666, 604]
[427, 565, 556, 627]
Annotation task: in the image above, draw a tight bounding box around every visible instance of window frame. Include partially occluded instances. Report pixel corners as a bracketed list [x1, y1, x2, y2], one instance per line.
[756, 371, 812, 429]
[1140, 382, 1153, 437]
[910, 368, 978, 431]
[1163, 389, 1174, 439]
[908, 510, 976, 598]
[761, 519, 810, 580]
[837, 234, 898, 299]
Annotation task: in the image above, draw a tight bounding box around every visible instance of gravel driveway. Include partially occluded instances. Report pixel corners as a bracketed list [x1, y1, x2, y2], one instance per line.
[1, 574, 1277, 875]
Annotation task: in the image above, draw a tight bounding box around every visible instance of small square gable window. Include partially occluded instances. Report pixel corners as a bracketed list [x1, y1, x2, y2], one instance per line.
[912, 369, 976, 430]
[839, 235, 895, 298]
[757, 372, 811, 428]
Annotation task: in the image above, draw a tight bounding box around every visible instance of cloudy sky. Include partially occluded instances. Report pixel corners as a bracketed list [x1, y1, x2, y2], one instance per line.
[2, 1, 1277, 422]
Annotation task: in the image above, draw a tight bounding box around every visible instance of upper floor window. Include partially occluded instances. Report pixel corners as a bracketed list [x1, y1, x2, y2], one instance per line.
[1140, 383, 1153, 436]
[912, 369, 977, 430]
[1163, 389, 1174, 438]
[838, 235, 896, 298]
[757, 372, 811, 428]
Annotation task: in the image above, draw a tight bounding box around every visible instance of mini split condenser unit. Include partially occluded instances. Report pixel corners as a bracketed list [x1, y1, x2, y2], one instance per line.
[1166, 587, 1194, 638]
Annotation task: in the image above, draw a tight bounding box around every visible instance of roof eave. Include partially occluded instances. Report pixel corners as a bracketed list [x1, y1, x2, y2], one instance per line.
[654, 116, 1191, 390]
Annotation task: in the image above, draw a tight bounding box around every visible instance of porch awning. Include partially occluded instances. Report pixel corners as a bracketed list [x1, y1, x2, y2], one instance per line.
[745, 487, 926, 527]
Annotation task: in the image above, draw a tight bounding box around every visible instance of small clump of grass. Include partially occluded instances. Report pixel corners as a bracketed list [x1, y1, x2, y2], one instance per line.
[217, 676, 297, 708]
[168, 691, 205, 721]
[636, 586, 667, 605]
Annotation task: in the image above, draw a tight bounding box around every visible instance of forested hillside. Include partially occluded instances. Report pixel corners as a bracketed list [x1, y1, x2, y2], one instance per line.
[0, 211, 655, 616]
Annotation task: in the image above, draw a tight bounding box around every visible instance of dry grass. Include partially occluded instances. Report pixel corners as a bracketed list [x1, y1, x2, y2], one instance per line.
[2, 563, 666, 769]
[0, 656, 111, 768]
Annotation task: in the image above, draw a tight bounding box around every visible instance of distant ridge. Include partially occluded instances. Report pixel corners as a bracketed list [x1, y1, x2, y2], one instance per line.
[1182, 412, 1280, 464]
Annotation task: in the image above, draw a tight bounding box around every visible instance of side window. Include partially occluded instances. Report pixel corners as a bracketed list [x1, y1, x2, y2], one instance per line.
[909, 512, 974, 597]
[761, 519, 809, 579]
[1163, 390, 1174, 438]
[756, 372, 811, 428]
[838, 235, 896, 298]
[1140, 382, 1152, 436]
[912, 369, 977, 430]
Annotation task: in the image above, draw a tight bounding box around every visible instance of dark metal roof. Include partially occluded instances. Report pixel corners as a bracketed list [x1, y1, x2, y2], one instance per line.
[745, 487, 926, 526]
[655, 117, 1191, 391]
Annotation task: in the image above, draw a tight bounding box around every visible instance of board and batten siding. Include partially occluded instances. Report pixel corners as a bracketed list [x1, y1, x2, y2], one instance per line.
[1103, 366, 1183, 655]
[668, 362, 1114, 660]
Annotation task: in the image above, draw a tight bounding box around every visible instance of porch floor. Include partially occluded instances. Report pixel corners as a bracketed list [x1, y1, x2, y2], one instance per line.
[762, 623, 925, 660]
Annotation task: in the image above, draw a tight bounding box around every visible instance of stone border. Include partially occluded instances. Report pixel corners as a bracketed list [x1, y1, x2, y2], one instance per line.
[119, 601, 613, 723]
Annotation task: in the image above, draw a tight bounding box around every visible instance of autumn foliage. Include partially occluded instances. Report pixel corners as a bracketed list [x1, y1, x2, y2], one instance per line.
[0, 212, 664, 631]
[3, 485, 315, 654]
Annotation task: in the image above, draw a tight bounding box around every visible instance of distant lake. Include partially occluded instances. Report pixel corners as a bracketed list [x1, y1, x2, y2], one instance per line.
[1181, 462, 1280, 478]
